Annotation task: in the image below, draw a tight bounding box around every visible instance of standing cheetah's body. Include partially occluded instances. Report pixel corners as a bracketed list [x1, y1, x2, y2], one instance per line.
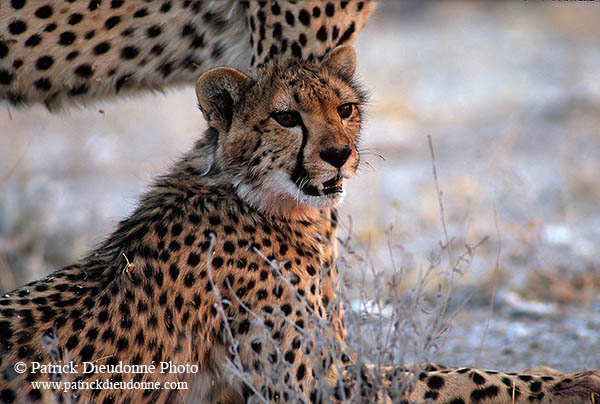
[0, 0, 372, 110]
[1, 47, 599, 404]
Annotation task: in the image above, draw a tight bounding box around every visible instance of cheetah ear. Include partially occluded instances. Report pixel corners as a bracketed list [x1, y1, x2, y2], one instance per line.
[323, 46, 356, 82]
[196, 68, 252, 132]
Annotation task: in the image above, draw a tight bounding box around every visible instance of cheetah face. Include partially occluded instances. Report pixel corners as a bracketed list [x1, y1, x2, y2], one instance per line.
[196, 46, 365, 218]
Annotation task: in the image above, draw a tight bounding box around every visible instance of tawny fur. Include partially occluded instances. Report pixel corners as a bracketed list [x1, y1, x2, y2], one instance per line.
[0, 0, 373, 110]
[0, 47, 598, 404]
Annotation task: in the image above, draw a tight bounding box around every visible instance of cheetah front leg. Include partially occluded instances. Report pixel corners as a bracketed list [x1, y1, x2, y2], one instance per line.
[351, 364, 600, 404]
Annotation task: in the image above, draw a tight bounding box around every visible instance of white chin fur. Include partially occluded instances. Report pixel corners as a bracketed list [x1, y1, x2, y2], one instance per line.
[234, 170, 344, 215]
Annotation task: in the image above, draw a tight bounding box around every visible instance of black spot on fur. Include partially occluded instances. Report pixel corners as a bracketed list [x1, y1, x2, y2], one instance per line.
[69, 83, 88, 96]
[284, 350, 295, 364]
[181, 23, 195, 37]
[0, 389, 16, 403]
[271, 2, 280, 15]
[285, 11, 295, 26]
[134, 8, 148, 18]
[28, 389, 42, 400]
[25, 34, 42, 47]
[69, 13, 83, 25]
[471, 371, 486, 385]
[80, 344, 95, 361]
[35, 5, 53, 19]
[325, 3, 335, 17]
[120, 46, 140, 60]
[470, 385, 499, 403]
[316, 26, 327, 42]
[160, 1, 171, 12]
[88, 0, 101, 10]
[0, 70, 13, 86]
[238, 319, 250, 334]
[0, 41, 8, 59]
[530, 381, 542, 393]
[74, 64, 93, 78]
[184, 273, 195, 287]
[11, 0, 25, 10]
[66, 51, 79, 60]
[94, 42, 110, 55]
[427, 375, 444, 389]
[105, 16, 121, 30]
[272, 22, 282, 39]
[150, 44, 164, 56]
[158, 62, 173, 78]
[251, 341, 262, 353]
[36, 55, 54, 70]
[115, 73, 132, 92]
[9, 20, 27, 35]
[66, 335, 79, 350]
[147, 25, 162, 38]
[291, 42, 302, 58]
[299, 33, 307, 46]
[299, 9, 310, 26]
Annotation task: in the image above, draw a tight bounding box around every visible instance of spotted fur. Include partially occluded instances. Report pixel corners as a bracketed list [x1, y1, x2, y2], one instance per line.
[0, 0, 373, 110]
[0, 47, 599, 404]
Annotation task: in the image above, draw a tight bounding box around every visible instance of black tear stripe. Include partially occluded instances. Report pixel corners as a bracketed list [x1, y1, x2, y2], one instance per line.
[290, 121, 320, 196]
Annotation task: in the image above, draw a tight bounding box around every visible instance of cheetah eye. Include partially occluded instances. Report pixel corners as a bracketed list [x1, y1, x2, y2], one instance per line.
[337, 103, 354, 119]
[272, 110, 301, 128]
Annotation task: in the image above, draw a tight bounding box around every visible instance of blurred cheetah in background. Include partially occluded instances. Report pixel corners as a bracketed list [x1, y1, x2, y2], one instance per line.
[0, 0, 372, 109]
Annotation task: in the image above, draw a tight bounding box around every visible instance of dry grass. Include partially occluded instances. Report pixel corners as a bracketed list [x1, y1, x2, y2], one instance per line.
[180, 139, 486, 403]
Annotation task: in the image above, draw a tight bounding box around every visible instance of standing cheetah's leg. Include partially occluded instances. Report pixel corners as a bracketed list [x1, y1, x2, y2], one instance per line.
[245, 0, 373, 67]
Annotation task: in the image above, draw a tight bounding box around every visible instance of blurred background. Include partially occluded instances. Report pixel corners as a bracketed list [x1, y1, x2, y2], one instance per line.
[1, 2, 599, 371]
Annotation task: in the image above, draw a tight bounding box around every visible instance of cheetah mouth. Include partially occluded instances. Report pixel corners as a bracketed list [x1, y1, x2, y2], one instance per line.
[293, 174, 344, 197]
[321, 174, 344, 195]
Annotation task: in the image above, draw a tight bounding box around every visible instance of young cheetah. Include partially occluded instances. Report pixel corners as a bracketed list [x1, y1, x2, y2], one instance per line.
[0, 46, 599, 404]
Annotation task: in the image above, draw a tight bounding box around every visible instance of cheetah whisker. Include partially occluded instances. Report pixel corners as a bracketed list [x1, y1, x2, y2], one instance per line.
[294, 176, 306, 190]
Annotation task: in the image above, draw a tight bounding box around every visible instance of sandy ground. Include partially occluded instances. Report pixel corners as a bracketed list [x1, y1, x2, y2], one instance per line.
[1, 3, 599, 371]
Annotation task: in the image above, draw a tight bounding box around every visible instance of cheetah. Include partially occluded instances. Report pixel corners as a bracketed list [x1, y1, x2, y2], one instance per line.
[1, 46, 599, 404]
[0, 0, 372, 110]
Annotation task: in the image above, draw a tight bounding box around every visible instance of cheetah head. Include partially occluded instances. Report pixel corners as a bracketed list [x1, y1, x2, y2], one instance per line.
[196, 46, 365, 219]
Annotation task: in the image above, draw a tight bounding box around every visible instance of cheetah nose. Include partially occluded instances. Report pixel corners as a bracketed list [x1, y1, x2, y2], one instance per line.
[319, 146, 351, 168]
